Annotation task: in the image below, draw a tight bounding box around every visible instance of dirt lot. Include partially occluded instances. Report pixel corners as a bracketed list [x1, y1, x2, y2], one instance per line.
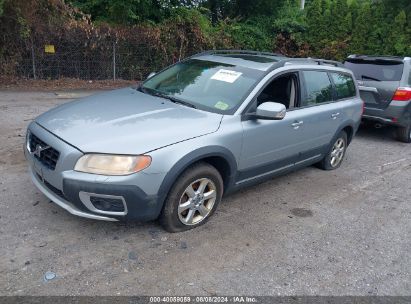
[0, 77, 136, 91]
[0, 90, 410, 296]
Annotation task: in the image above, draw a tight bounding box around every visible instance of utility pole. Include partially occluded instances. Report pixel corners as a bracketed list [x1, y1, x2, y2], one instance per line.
[300, 0, 305, 9]
[113, 41, 116, 81]
[31, 38, 37, 79]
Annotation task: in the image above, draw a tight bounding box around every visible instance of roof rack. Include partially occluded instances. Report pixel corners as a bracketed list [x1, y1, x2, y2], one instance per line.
[190, 50, 346, 72]
[195, 49, 286, 58]
[278, 58, 344, 67]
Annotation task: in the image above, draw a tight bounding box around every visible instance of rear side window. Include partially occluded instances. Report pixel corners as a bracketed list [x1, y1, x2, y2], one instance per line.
[330, 73, 356, 99]
[344, 60, 404, 81]
[301, 71, 333, 106]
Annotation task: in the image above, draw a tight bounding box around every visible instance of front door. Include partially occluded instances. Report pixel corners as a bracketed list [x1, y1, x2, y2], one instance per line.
[238, 72, 308, 182]
[239, 109, 315, 181]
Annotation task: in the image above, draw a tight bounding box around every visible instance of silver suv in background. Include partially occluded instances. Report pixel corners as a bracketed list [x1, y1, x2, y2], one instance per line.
[344, 55, 411, 142]
[25, 50, 363, 232]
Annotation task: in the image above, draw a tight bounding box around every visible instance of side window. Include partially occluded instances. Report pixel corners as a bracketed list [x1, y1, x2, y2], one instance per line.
[301, 71, 333, 106]
[256, 73, 299, 110]
[331, 73, 356, 99]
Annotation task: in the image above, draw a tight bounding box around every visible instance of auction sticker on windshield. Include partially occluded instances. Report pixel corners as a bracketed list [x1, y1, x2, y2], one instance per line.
[211, 69, 242, 83]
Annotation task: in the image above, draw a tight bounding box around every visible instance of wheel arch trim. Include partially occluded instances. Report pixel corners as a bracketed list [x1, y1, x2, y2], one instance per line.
[337, 120, 357, 145]
[156, 146, 238, 211]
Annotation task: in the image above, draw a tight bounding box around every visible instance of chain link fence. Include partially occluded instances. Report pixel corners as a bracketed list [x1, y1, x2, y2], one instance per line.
[15, 42, 171, 81]
[0, 1, 218, 82]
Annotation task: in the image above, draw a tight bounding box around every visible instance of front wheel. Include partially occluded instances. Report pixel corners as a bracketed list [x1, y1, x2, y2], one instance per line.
[159, 162, 223, 232]
[396, 124, 411, 143]
[317, 131, 348, 170]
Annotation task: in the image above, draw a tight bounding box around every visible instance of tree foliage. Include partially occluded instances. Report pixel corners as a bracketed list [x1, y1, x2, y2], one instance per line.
[0, 0, 410, 79]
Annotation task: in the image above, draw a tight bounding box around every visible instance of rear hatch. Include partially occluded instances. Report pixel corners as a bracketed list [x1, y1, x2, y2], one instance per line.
[344, 58, 404, 109]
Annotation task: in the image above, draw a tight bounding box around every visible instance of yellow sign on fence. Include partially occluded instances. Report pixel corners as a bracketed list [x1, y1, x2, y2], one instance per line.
[44, 45, 55, 53]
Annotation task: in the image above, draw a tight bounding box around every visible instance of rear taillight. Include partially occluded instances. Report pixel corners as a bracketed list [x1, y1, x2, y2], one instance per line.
[392, 87, 411, 101]
[361, 100, 365, 115]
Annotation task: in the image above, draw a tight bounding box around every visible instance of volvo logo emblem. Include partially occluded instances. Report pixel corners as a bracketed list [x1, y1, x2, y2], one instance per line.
[33, 144, 50, 158]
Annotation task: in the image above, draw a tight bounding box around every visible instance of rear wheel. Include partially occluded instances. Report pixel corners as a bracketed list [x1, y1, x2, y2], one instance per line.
[396, 123, 411, 143]
[317, 131, 348, 170]
[159, 162, 223, 232]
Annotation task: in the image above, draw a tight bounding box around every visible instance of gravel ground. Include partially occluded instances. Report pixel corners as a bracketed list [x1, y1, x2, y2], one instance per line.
[0, 78, 136, 91]
[0, 91, 410, 296]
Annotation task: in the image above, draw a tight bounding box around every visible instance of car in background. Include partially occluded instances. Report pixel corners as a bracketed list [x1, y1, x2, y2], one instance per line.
[344, 55, 411, 143]
[25, 50, 363, 232]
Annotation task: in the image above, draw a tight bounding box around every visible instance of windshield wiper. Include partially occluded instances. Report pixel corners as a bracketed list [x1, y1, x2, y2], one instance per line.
[140, 87, 197, 109]
[165, 95, 197, 109]
[361, 75, 381, 82]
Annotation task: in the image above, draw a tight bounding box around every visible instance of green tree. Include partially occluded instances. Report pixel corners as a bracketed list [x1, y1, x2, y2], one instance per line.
[0, 0, 5, 17]
[385, 10, 408, 55]
[329, 0, 350, 40]
[273, 0, 306, 35]
[365, 2, 386, 55]
[68, 0, 171, 24]
[229, 0, 292, 18]
[350, 1, 371, 54]
[305, 0, 322, 44]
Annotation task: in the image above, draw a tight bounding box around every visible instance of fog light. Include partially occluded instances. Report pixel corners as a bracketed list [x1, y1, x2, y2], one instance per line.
[79, 191, 127, 215]
[90, 196, 125, 212]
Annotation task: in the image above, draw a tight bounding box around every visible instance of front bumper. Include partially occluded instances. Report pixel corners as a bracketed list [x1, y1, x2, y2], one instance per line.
[29, 167, 117, 221]
[25, 122, 166, 222]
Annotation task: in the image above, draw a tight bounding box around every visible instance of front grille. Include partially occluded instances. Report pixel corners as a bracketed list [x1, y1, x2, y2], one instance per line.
[28, 132, 60, 170]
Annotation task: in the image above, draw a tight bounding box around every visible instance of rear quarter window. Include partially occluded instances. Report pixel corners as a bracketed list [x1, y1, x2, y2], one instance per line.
[330, 73, 356, 99]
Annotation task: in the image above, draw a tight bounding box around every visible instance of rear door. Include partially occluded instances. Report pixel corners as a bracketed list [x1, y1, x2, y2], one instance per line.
[344, 58, 404, 109]
[295, 70, 345, 161]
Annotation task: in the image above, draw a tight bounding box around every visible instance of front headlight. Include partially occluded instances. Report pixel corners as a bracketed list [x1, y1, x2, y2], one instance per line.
[74, 154, 151, 176]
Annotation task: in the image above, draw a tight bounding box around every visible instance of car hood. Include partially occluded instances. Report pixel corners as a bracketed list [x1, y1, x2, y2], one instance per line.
[36, 88, 223, 154]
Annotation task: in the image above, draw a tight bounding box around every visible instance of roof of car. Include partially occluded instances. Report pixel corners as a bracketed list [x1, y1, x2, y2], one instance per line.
[191, 50, 345, 72]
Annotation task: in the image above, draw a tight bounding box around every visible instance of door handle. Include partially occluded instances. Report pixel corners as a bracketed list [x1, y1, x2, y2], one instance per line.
[331, 112, 340, 119]
[291, 121, 303, 129]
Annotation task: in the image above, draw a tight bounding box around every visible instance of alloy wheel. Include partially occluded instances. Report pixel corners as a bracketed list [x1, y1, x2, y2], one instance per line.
[330, 138, 346, 168]
[177, 178, 217, 225]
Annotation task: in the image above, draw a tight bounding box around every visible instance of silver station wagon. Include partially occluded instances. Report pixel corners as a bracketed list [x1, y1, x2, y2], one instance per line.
[25, 50, 363, 232]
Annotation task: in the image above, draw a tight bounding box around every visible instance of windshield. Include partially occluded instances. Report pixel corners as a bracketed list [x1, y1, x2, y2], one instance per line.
[344, 60, 404, 81]
[141, 59, 265, 114]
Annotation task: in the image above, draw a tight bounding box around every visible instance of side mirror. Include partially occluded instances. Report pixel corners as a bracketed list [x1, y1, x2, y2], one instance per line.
[147, 72, 156, 79]
[254, 102, 286, 120]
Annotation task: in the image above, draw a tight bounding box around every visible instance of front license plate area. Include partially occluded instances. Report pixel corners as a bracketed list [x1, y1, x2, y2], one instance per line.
[33, 159, 44, 181]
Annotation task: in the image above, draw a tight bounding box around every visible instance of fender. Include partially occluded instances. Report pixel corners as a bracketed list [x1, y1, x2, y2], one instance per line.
[156, 145, 238, 210]
[333, 119, 358, 146]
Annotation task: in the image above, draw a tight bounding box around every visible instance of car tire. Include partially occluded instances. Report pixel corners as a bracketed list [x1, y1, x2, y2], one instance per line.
[396, 124, 411, 143]
[317, 131, 348, 170]
[159, 162, 223, 232]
